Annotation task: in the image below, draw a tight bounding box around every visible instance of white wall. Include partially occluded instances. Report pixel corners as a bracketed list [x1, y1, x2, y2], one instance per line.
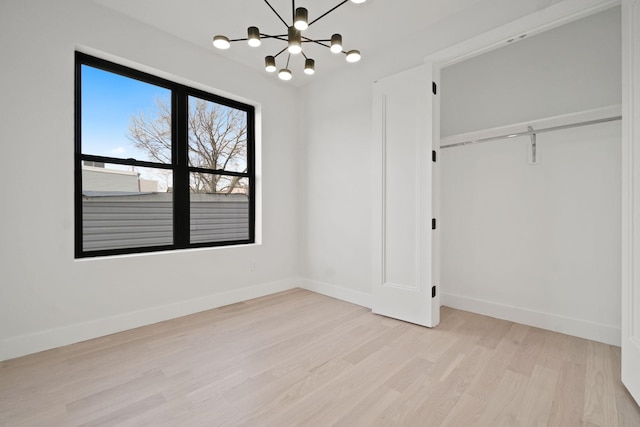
[440, 8, 622, 344]
[441, 8, 622, 137]
[0, 0, 300, 361]
[296, 0, 595, 306]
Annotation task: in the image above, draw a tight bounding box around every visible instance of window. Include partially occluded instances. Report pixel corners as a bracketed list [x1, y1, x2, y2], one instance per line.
[75, 52, 255, 257]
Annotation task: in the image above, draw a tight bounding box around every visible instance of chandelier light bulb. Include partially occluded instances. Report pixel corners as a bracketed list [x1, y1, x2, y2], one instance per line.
[330, 34, 343, 53]
[278, 69, 293, 81]
[288, 27, 302, 54]
[213, 35, 231, 49]
[265, 56, 277, 72]
[304, 58, 315, 75]
[350, 0, 367, 3]
[294, 8, 309, 31]
[346, 50, 361, 63]
[247, 26, 261, 47]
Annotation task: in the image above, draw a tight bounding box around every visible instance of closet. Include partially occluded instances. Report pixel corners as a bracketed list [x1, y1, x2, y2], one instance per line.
[439, 6, 622, 345]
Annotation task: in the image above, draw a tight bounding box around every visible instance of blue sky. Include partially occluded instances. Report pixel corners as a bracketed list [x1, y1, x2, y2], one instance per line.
[81, 64, 170, 162]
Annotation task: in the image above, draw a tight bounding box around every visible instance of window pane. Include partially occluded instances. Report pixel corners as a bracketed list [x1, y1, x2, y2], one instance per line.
[190, 174, 249, 243]
[81, 65, 172, 163]
[188, 96, 248, 173]
[82, 163, 173, 251]
[76, 53, 255, 257]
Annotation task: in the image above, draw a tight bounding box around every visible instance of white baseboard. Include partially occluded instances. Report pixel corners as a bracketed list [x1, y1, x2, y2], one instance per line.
[0, 278, 298, 362]
[442, 292, 621, 346]
[5, 281, 616, 361]
[298, 279, 372, 309]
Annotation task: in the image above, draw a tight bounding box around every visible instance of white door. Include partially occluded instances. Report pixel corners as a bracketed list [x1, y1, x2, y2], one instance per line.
[372, 63, 439, 327]
[622, 0, 640, 405]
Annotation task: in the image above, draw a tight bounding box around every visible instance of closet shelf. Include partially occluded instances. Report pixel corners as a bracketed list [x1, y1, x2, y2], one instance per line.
[440, 105, 622, 150]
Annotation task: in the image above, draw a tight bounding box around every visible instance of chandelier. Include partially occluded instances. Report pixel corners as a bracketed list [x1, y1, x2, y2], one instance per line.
[212, 0, 367, 81]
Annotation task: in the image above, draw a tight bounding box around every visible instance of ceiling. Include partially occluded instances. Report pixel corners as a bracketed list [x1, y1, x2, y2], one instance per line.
[90, 0, 561, 86]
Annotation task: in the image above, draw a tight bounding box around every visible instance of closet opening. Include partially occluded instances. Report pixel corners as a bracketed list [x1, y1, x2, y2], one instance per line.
[438, 6, 622, 346]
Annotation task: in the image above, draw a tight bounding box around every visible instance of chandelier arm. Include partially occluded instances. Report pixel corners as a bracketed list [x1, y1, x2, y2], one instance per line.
[308, 0, 349, 26]
[306, 40, 331, 49]
[260, 34, 289, 42]
[305, 39, 348, 55]
[292, 0, 296, 21]
[273, 47, 288, 59]
[263, 0, 289, 28]
[286, 54, 291, 68]
[301, 37, 331, 49]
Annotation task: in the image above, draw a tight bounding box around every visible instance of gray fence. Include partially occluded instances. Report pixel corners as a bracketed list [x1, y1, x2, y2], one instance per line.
[82, 192, 249, 251]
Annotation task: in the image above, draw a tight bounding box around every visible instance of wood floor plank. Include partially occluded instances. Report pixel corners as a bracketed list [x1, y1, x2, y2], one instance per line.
[384, 356, 433, 393]
[261, 329, 423, 427]
[332, 385, 401, 427]
[439, 392, 487, 427]
[374, 375, 440, 425]
[547, 359, 587, 427]
[610, 346, 640, 426]
[583, 341, 619, 427]
[517, 364, 560, 426]
[0, 288, 638, 426]
[408, 345, 493, 426]
[66, 370, 167, 423]
[464, 322, 528, 402]
[76, 393, 166, 427]
[508, 326, 547, 376]
[475, 369, 531, 426]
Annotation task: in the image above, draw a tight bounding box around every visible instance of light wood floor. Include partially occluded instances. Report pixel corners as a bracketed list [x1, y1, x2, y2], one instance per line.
[1, 289, 639, 426]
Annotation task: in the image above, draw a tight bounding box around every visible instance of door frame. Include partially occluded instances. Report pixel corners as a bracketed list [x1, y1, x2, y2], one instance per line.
[423, 0, 638, 404]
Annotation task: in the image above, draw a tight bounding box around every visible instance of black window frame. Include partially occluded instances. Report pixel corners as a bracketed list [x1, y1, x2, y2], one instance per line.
[75, 52, 255, 258]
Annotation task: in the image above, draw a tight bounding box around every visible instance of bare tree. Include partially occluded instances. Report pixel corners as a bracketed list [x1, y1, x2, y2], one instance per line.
[128, 97, 248, 194]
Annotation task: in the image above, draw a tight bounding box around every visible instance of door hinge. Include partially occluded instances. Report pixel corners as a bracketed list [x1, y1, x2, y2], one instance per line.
[432, 218, 437, 230]
[432, 81, 437, 95]
[432, 286, 437, 298]
[432, 150, 437, 162]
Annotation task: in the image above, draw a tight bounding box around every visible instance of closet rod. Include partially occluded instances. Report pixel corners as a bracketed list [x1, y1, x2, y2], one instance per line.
[440, 115, 622, 149]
